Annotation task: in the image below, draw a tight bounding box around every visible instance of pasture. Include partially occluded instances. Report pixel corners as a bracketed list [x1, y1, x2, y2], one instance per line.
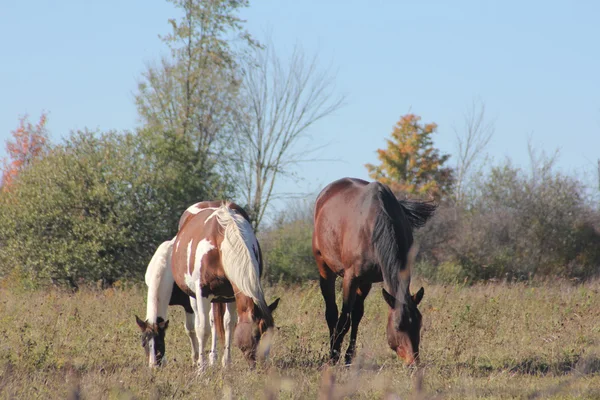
[0, 279, 599, 399]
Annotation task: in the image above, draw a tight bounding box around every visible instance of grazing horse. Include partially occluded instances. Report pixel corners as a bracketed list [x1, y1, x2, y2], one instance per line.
[312, 178, 436, 365]
[171, 201, 279, 369]
[135, 238, 198, 367]
[135, 201, 261, 368]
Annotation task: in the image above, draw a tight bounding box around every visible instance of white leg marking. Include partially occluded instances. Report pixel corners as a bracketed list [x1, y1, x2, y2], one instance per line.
[209, 305, 218, 366]
[192, 280, 212, 371]
[184, 311, 199, 365]
[222, 302, 237, 367]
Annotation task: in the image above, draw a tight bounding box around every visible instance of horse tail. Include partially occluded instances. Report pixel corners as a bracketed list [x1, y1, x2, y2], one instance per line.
[398, 199, 437, 229]
[372, 183, 435, 296]
[212, 303, 226, 343]
[213, 203, 270, 319]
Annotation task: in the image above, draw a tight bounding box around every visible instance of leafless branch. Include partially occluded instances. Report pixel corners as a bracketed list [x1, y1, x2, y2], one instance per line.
[453, 98, 495, 205]
[234, 37, 345, 230]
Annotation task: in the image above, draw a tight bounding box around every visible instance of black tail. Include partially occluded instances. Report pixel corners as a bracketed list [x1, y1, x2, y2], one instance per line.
[398, 199, 437, 229]
[371, 183, 436, 295]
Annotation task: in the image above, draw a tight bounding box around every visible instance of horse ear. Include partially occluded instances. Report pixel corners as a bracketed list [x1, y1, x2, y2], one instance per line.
[382, 289, 397, 309]
[158, 319, 169, 330]
[135, 315, 147, 331]
[268, 298, 280, 313]
[413, 287, 424, 305]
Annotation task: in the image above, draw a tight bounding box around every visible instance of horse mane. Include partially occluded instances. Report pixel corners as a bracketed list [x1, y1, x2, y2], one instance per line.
[212, 203, 270, 318]
[371, 183, 435, 297]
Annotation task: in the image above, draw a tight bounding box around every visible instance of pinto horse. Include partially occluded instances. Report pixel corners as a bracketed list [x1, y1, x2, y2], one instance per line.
[312, 178, 436, 365]
[171, 201, 279, 369]
[135, 201, 278, 368]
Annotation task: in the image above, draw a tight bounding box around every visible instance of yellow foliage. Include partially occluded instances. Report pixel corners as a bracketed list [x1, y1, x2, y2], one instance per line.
[365, 114, 454, 200]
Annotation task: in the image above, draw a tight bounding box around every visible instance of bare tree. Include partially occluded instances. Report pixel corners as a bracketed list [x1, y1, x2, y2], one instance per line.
[453, 99, 495, 205]
[234, 41, 345, 230]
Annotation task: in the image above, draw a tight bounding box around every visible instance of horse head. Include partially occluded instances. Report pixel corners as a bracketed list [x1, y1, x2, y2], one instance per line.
[234, 297, 280, 368]
[382, 285, 424, 365]
[135, 315, 169, 367]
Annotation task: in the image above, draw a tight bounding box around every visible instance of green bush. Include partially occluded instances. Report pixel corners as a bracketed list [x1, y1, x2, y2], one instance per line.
[0, 129, 233, 287]
[260, 204, 318, 284]
[417, 158, 600, 283]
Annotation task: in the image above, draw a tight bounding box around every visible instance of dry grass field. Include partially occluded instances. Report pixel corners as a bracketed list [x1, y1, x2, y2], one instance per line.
[1, 278, 599, 399]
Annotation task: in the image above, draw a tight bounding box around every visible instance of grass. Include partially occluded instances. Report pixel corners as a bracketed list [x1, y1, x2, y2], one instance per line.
[0, 278, 599, 399]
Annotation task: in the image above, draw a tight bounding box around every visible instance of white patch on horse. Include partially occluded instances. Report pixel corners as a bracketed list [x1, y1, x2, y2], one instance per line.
[184, 239, 215, 293]
[144, 239, 174, 324]
[185, 204, 204, 215]
[186, 203, 218, 216]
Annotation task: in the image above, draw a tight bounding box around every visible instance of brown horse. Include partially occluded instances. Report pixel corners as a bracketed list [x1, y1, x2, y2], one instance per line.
[312, 178, 436, 365]
[171, 201, 279, 369]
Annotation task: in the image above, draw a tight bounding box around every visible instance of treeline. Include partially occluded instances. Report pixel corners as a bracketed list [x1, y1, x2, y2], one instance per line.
[261, 120, 600, 284]
[0, 0, 341, 288]
[2, 1, 599, 287]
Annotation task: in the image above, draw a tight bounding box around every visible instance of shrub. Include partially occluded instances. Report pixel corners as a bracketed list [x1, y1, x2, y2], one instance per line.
[260, 200, 318, 284]
[417, 157, 600, 283]
[0, 129, 233, 287]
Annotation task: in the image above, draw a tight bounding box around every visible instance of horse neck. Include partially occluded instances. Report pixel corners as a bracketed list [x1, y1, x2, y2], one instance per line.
[235, 293, 256, 317]
[235, 293, 272, 328]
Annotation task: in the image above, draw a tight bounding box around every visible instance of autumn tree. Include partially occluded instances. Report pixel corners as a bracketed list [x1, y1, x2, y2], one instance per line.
[365, 114, 454, 200]
[1, 112, 49, 190]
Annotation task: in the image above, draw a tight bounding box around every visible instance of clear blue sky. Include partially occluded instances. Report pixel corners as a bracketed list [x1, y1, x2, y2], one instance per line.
[1, 0, 599, 217]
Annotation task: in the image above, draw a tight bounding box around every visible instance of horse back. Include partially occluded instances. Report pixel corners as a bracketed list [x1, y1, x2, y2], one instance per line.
[313, 178, 382, 274]
[178, 201, 251, 231]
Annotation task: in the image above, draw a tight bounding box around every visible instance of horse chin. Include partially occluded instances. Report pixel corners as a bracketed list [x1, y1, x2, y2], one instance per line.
[396, 347, 418, 366]
[245, 354, 257, 369]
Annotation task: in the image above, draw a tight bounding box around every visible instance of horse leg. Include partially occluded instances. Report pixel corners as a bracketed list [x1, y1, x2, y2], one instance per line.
[344, 283, 372, 365]
[332, 274, 358, 364]
[319, 270, 339, 362]
[184, 311, 199, 365]
[222, 302, 237, 367]
[190, 288, 211, 371]
[209, 305, 218, 366]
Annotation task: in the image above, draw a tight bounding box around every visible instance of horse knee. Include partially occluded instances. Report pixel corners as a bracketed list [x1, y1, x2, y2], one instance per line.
[325, 308, 338, 325]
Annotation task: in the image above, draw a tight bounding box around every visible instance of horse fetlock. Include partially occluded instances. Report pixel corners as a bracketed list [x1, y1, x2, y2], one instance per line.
[209, 351, 218, 366]
[222, 352, 231, 367]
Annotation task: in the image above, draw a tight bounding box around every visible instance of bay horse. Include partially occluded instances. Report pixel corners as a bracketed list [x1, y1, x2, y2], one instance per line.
[171, 201, 279, 369]
[312, 178, 436, 365]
